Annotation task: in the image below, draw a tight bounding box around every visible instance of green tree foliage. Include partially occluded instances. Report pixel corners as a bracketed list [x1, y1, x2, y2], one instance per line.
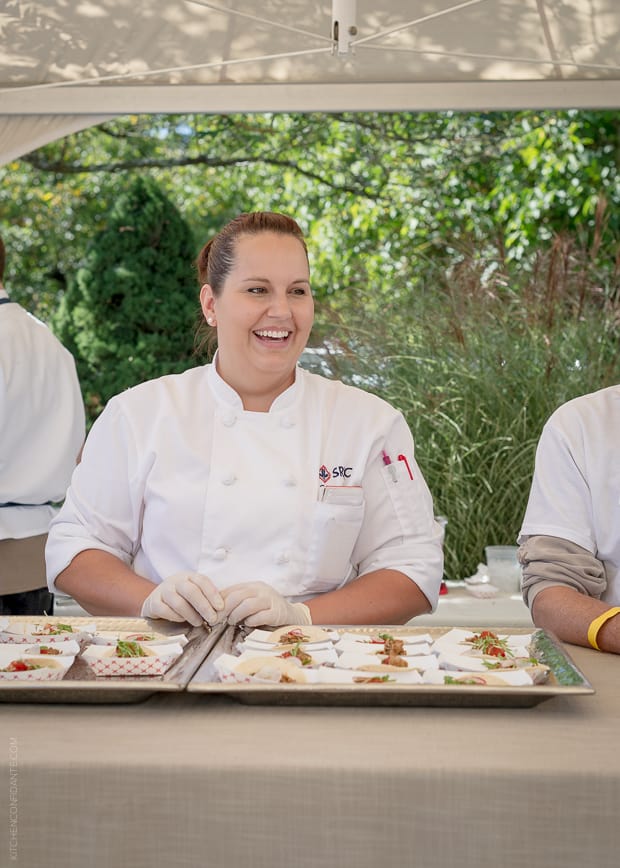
[3, 110, 619, 314]
[52, 176, 199, 420]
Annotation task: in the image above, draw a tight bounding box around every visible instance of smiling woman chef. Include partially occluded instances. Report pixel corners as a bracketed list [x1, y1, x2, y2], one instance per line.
[46, 212, 443, 628]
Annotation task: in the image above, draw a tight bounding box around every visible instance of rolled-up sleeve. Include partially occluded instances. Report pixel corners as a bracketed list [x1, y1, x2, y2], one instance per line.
[519, 534, 607, 609]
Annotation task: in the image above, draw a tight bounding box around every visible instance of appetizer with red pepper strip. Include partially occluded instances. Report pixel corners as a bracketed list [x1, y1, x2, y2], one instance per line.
[278, 643, 313, 666]
[32, 623, 75, 636]
[2, 659, 44, 672]
[465, 630, 513, 659]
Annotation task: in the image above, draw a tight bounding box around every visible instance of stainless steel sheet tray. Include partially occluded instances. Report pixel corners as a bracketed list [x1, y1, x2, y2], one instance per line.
[187, 625, 595, 708]
[0, 616, 225, 703]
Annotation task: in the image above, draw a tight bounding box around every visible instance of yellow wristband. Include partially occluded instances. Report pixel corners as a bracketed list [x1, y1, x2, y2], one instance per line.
[587, 607, 620, 651]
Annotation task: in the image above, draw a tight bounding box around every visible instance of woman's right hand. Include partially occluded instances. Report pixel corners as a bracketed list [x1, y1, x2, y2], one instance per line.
[140, 572, 225, 626]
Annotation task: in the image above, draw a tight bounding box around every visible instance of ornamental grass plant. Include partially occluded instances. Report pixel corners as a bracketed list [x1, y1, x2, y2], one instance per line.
[310, 234, 620, 580]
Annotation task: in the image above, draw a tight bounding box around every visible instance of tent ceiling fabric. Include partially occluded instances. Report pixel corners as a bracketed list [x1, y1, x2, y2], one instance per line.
[0, 115, 109, 165]
[0, 0, 618, 163]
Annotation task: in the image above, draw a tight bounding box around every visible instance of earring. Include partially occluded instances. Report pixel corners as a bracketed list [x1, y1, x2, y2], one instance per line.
[207, 317, 215, 326]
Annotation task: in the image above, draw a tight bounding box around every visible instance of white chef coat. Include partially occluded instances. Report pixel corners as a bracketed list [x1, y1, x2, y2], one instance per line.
[46, 361, 444, 608]
[519, 385, 620, 605]
[0, 289, 85, 541]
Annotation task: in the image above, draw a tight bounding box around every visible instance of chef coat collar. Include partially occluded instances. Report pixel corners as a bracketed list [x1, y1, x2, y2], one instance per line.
[207, 349, 304, 413]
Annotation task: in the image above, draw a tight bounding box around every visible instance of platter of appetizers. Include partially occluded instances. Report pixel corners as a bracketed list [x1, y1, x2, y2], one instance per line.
[0, 616, 224, 703]
[187, 624, 595, 707]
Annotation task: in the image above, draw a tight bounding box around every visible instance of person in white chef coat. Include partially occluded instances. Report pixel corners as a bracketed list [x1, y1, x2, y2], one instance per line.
[518, 385, 620, 654]
[0, 232, 85, 615]
[46, 212, 443, 627]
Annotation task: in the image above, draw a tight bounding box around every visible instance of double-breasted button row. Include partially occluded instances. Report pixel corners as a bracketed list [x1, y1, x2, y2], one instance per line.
[209, 548, 290, 566]
[219, 412, 296, 429]
[220, 474, 297, 487]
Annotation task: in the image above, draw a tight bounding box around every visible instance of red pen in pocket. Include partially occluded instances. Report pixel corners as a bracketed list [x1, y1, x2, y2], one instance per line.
[397, 454, 413, 480]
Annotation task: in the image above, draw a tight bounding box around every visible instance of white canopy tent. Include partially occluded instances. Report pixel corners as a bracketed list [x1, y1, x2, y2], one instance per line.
[0, 0, 619, 164]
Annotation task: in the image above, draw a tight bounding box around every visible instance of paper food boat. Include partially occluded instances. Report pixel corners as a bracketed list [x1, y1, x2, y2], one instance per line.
[314, 666, 424, 685]
[245, 625, 339, 646]
[0, 645, 76, 681]
[335, 651, 439, 673]
[22, 640, 81, 657]
[81, 642, 185, 677]
[89, 630, 189, 647]
[422, 669, 534, 687]
[334, 639, 433, 657]
[213, 653, 320, 684]
[336, 631, 433, 646]
[235, 647, 339, 667]
[0, 620, 97, 644]
[239, 637, 335, 653]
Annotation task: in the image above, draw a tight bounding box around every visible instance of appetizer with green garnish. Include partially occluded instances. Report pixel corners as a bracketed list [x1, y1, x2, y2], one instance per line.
[115, 640, 147, 658]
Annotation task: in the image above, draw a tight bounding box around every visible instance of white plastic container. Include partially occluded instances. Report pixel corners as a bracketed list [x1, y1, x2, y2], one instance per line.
[484, 545, 521, 594]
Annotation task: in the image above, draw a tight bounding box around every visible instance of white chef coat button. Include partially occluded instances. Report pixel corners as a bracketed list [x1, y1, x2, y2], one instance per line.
[214, 547, 228, 560]
[222, 412, 237, 427]
[280, 416, 296, 429]
[222, 473, 237, 486]
[283, 477, 297, 487]
[276, 552, 290, 565]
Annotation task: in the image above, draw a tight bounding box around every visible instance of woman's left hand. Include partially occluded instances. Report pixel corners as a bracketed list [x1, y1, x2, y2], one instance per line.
[222, 581, 312, 627]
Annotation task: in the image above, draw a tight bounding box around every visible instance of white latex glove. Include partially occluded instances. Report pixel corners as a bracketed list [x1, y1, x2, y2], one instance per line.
[140, 572, 225, 627]
[221, 581, 312, 628]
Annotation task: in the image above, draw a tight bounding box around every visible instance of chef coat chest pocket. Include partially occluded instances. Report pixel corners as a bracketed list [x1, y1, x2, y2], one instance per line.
[304, 498, 365, 593]
[381, 463, 434, 534]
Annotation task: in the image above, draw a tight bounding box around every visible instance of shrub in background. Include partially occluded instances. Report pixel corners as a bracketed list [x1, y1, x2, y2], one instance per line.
[310, 233, 620, 580]
[54, 176, 199, 423]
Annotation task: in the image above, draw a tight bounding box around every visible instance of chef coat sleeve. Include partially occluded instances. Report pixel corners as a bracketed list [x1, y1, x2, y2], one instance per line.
[46, 399, 148, 590]
[518, 418, 596, 555]
[517, 413, 604, 608]
[351, 414, 444, 611]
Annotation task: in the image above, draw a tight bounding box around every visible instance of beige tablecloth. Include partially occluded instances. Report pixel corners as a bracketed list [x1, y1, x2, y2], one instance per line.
[1, 644, 619, 868]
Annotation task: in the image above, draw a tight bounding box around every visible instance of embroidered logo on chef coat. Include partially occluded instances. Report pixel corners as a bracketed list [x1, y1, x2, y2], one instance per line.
[332, 465, 352, 478]
[319, 464, 353, 482]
